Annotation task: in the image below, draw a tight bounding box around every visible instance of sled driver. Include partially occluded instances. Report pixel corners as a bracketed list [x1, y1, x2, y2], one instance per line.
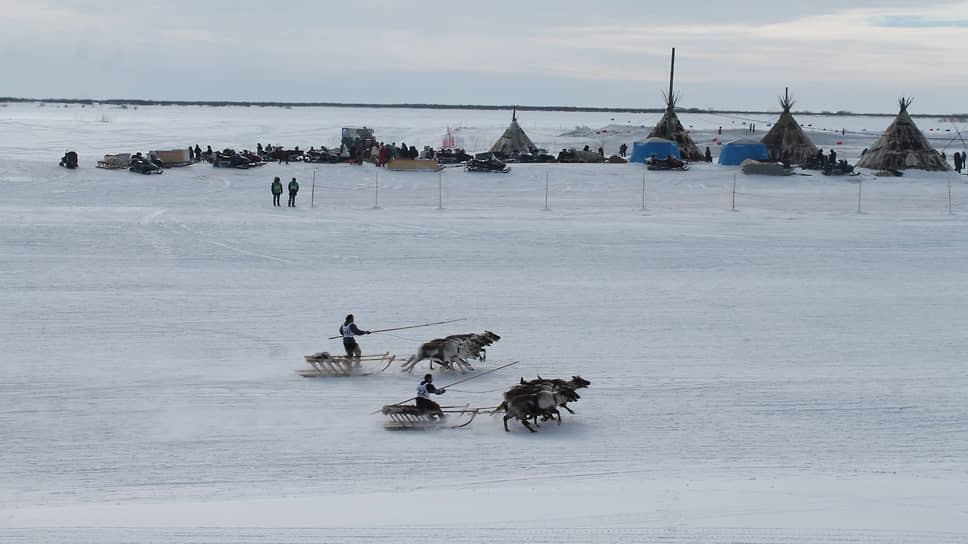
[417, 373, 446, 418]
[340, 314, 371, 360]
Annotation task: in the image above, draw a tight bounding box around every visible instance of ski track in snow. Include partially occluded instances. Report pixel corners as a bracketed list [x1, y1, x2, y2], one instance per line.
[0, 103, 967, 542]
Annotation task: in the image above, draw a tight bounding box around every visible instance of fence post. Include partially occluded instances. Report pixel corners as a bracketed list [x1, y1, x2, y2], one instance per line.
[732, 174, 737, 210]
[544, 172, 550, 211]
[949, 175, 953, 215]
[857, 174, 862, 213]
[641, 170, 646, 211]
[311, 168, 316, 208]
[374, 170, 380, 209]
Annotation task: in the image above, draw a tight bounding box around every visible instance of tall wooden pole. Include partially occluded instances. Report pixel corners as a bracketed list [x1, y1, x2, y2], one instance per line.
[311, 168, 316, 208]
[667, 48, 676, 136]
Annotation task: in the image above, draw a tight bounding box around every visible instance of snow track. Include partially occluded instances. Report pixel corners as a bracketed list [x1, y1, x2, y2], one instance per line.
[0, 104, 966, 541]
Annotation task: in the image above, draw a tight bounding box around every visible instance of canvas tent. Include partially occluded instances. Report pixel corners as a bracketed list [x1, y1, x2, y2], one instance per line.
[760, 89, 818, 165]
[647, 48, 701, 162]
[489, 108, 536, 158]
[629, 138, 680, 163]
[855, 97, 949, 171]
[718, 138, 769, 166]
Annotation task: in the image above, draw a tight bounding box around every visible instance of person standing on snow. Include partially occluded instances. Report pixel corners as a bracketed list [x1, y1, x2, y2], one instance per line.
[287, 177, 299, 207]
[340, 314, 371, 360]
[417, 373, 446, 418]
[271, 176, 283, 207]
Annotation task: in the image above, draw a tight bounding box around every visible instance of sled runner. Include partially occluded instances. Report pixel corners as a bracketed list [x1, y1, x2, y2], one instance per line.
[380, 404, 491, 430]
[298, 352, 396, 377]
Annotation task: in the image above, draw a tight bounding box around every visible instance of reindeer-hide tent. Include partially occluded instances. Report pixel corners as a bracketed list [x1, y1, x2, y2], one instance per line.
[855, 97, 949, 172]
[489, 108, 536, 159]
[760, 89, 818, 165]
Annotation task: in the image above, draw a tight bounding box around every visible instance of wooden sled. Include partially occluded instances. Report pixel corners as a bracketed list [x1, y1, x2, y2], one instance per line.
[97, 153, 131, 169]
[380, 404, 488, 430]
[386, 158, 445, 172]
[298, 352, 395, 377]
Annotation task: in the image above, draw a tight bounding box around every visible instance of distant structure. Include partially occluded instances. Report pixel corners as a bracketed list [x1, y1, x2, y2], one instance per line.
[760, 88, 818, 165]
[489, 107, 536, 158]
[647, 48, 701, 162]
[856, 97, 949, 171]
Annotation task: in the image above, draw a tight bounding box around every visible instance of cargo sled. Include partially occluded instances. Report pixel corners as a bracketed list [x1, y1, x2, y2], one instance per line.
[298, 351, 396, 377]
[386, 158, 444, 172]
[740, 158, 793, 176]
[97, 153, 131, 169]
[150, 149, 193, 168]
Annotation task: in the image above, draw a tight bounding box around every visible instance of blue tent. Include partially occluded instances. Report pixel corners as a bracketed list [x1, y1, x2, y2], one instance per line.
[718, 138, 769, 165]
[629, 138, 680, 163]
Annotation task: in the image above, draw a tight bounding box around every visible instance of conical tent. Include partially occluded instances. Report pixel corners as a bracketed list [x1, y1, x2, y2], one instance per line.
[648, 108, 702, 162]
[760, 89, 818, 165]
[489, 108, 536, 158]
[646, 48, 701, 162]
[856, 98, 949, 171]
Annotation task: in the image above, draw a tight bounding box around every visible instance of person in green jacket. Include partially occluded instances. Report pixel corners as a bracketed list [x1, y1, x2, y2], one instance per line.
[287, 177, 299, 207]
[271, 176, 283, 206]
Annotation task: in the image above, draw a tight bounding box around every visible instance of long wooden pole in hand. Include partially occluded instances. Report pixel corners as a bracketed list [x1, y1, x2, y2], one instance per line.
[327, 317, 467, 340]
[370, 360, 520, 415]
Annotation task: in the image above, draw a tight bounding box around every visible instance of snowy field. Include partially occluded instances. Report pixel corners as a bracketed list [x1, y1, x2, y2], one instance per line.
[1, 102, 967, 543]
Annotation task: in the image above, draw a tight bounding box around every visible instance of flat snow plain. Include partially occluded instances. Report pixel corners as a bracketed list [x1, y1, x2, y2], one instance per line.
[1, 103, 967, 543]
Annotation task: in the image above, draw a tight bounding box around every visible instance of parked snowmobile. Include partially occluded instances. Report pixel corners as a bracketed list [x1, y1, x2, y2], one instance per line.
[435, 148, 473, 165]
[822, 160, 857, 176]
[212, 149, 254, 169]
[465, 153, 510, 173]
[129, 154, 163, 175]
[645, 154, 689, 171]
[59, 151, 79, 169]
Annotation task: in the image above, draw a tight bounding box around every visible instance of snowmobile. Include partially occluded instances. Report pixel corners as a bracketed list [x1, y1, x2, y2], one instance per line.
[645, 154, 689, 171]
[465, 153, 510, 173]
[435, 148, 473, 165]
[58, 151, 78, 169]
[822, 160, 857, 176]
[305, 147, 341, 163]
[212, 149, 254, 169]
[129, 155, 163, 174]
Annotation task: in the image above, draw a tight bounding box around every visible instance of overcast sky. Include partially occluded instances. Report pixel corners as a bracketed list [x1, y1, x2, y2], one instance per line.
[3, 0, 967, 113]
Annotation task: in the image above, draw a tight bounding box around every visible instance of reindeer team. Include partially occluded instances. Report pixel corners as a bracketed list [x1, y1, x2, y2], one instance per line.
[401, 331, 500, 373]
[495, 375, 591, 432]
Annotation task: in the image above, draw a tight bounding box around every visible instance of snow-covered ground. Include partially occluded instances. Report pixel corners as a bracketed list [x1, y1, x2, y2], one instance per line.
[1, 103, 967, 543]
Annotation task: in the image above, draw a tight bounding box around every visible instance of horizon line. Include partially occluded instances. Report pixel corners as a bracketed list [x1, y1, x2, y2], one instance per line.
[5, 96, 965, 118]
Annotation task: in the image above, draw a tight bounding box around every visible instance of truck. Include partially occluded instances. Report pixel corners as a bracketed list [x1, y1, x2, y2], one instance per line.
[341, 127, 375, 151]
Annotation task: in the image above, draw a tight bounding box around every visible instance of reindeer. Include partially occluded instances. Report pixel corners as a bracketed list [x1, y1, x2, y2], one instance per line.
[498, 386, 561, 432]
[401, 331, 500, 373]
[496, 375, 590, 432]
